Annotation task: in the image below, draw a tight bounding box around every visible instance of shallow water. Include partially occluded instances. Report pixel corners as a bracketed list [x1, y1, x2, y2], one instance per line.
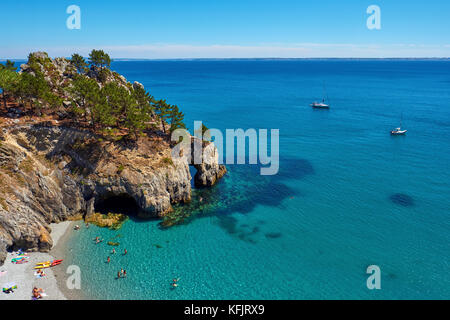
[64, 60, 450, 299]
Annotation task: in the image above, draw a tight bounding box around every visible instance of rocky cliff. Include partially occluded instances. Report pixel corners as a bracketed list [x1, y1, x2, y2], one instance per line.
[0, 124, 225, 265]
[0, 52, 227, 265]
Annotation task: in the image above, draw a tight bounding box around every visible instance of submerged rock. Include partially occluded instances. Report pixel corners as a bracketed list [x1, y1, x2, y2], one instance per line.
[390, 193, 415, 207]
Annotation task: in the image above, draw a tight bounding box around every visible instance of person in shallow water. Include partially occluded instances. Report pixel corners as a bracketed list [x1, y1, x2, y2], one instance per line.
[107, 256, 110, 264]
[117, 271, 121, 279]
[124, 249, 127, 255]
[171, 278, 179, 288]
[112, 248, 116, 254]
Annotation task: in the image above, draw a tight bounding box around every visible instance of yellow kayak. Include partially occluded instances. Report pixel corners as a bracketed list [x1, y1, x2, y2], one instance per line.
[34, 264, 51, 269]
[36, 261, 51, 266]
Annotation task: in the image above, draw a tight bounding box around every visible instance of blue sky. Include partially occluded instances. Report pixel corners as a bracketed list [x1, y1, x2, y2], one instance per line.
[1, 0, 449, 58]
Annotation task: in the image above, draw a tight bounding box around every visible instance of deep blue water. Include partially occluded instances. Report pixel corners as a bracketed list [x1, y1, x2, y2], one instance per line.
[63, 60, 450, 299]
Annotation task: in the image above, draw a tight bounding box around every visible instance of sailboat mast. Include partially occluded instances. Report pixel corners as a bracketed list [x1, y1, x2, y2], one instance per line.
[323, 82, 330, 104]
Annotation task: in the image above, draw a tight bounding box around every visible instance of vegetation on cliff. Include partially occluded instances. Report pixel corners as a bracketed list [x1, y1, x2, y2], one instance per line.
[0, 50, 186, 140]
[0, 52, 226, 264]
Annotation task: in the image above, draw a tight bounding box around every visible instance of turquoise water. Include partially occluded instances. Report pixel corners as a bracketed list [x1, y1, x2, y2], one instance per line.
[64, 60, 450, 299]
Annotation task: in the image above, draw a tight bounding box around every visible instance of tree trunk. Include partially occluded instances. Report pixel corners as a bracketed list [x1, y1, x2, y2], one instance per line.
[2, 92, 7, 109]
[161, 119, 166, 134]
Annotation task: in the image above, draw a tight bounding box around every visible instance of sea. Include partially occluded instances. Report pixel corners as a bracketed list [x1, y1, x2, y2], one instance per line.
[58, 59, 450, 299]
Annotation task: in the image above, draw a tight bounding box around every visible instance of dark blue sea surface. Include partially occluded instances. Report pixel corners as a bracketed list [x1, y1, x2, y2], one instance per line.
[64, 60, 450, 299]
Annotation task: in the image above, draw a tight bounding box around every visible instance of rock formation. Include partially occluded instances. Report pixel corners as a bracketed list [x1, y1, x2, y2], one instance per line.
[0, 52, 226, 265]
[191, 138, 227, 187]
[0, 124, 225, 264]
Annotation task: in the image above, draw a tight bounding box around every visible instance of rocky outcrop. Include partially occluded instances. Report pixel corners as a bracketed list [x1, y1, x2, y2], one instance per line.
[191, 138, 227, 187]
[0, 52, 226, 264]
[0, 125, 225, 265]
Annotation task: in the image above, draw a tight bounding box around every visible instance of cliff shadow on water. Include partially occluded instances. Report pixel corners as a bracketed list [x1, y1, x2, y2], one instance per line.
[160, 157, 315, 241]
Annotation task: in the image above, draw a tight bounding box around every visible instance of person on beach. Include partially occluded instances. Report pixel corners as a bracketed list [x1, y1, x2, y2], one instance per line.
[32, 287, 43, 299]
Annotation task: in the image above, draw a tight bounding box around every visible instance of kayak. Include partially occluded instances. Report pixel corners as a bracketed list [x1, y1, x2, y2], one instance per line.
[37, 259, 63, 265]
[2, 283, 17, 292]
[51, 260, 63, 267]
[36, 260, 63, 268]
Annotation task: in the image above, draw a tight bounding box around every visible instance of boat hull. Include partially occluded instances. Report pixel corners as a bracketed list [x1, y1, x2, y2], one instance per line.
[391, 130, 407, 135]
[311, 104, 330, 109]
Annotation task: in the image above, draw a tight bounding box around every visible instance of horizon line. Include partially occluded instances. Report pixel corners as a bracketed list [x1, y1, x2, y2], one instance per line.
[2, 57, 450, 61]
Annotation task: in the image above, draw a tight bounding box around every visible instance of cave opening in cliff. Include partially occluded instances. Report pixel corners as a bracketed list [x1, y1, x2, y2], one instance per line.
[95, 193, 140, 217]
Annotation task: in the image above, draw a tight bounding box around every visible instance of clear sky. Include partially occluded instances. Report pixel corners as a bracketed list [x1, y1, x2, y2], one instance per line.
[1, 0, 449, 58]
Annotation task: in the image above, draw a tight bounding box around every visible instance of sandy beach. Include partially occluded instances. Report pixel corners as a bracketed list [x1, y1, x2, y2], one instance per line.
[0, 221, 74, 301]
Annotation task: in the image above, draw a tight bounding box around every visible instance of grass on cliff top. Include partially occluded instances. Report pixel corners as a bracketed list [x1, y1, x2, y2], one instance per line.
[85, 212, 129, 230]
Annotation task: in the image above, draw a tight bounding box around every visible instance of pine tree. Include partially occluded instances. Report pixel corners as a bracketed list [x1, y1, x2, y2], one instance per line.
[0, 68, 19, 108]
[70, 75, 102, 127]
[0, 60, 17, 72]
[153, 99, 171, 133]
[168, 105, 186, 133]
[71, 54, 88, 74]
[89, 50, 111, 69]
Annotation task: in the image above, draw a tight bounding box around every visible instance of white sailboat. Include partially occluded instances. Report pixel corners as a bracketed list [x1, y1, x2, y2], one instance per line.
[311, 83, 330, 109]
[391, 114, 407, 135]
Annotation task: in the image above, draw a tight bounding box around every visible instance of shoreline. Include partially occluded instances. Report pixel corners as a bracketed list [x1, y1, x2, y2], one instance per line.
[0, 221, 78, 300]
[52, 221, 86, 300]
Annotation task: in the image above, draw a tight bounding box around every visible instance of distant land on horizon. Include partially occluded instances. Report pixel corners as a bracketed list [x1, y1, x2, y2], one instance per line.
[2, 57, 450, 62]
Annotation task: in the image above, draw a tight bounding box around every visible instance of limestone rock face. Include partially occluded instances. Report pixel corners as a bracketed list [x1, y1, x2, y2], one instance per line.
[0, 240, 7, 265]
[191, 138, 227, 187]
[0, 125, 225, 265]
